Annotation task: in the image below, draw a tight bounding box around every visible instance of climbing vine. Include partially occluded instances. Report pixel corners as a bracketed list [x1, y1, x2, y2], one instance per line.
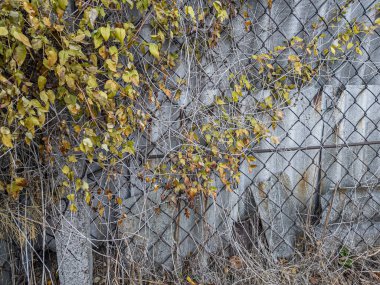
[0, 0, 379, 216]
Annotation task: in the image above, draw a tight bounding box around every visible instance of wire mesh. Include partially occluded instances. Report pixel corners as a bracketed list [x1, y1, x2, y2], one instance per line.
[4, 0, 379, 283]
[96, 0, 380, 269]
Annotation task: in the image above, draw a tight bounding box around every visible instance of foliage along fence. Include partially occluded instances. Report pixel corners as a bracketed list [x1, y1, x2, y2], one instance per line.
[1, 0, 380, 284]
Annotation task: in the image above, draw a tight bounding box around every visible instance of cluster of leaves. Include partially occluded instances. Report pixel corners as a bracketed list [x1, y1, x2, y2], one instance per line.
[0, 0, 152, 209]
[0, 0, 379, 214]
[148, 1, 380, 205]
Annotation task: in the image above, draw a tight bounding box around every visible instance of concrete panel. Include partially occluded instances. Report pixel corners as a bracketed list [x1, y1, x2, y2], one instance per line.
[316, 221, 380, 254]
[320, 85, 380, 195]
[55, 198, 93, 285]
[321, 186, 380, 225]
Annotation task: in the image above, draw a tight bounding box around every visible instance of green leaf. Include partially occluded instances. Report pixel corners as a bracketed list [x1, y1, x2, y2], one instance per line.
[149, 43, 160, 59]
[13, 31, 32, 48]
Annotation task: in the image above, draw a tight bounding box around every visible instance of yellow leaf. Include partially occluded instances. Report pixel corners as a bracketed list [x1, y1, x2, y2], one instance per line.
[1, 134, 13, 148]
[186, 276, 197, 285]
[69, 203, 77, 212]
[98, 206, 104, 217]
[62, 165, 70, 175]
[15, 177, 27, 187]
[85, 191, 91, 205]
[288, 54, 300, 62]
[114, 28, 126, 43]
[47, 90, 55, 104]
[213, 1, 222, 11]
[58, 0, 68, 10]
[115, 197, 122, 205]
[93, 34, 103, 49]
[68, 155, 77, 162]
[6, 183, 23, 199]
[268, 0, 273, 9]
[13, 31, 32, 48]
[88, 8, 98, 27]
[0, 126, 11, 135]
[99, 25, 111, 41]
[72, 33, 85, 42]
[67, 193, 75, 201]
[82, 180, 89, 191]
[347, 42, 354, 50]
[58, 50, 69, 65]
[105, 80, 118, 92]
[185, 6, 195, 21]
[149, 43, 160, 59]
[215, 97, 225, 105]
[1, 127, 12, 147]
[38, 76, 47, 91]
[270, 136, 280, 145]
[25, 116, 40, 132]
[45, 49, 58, 68]
[39, 91, 48, 103]
[105, 59, 117, 72]
[0, 27, 8, 37]
[83, 138, 93, 147]
[101, 143, 109, 151]
[122, 70, 139, 86]
[98, 46, 107, 59]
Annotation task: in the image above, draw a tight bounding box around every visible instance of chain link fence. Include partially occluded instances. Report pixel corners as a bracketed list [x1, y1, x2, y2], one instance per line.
[102, 0, 380, 269]
[2, 0, 380, 283]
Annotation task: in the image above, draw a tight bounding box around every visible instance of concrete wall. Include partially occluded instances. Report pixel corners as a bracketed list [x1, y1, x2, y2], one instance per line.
[18, 0, 380, 283]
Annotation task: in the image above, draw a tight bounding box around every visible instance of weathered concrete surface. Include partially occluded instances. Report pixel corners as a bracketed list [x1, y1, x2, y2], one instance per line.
[0, 240, 11, 285]
[55, 198, 93, 285]
[243, 86, 323, 258]
[316, 222, 380, 255]
[321, 186, 380, 225]
[320, 85, 380, 194]
[328, 0, 380, 85]
[252, 174, 297, 259]
[120, 189, 198, 268]
[119, 182, 245, 269]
